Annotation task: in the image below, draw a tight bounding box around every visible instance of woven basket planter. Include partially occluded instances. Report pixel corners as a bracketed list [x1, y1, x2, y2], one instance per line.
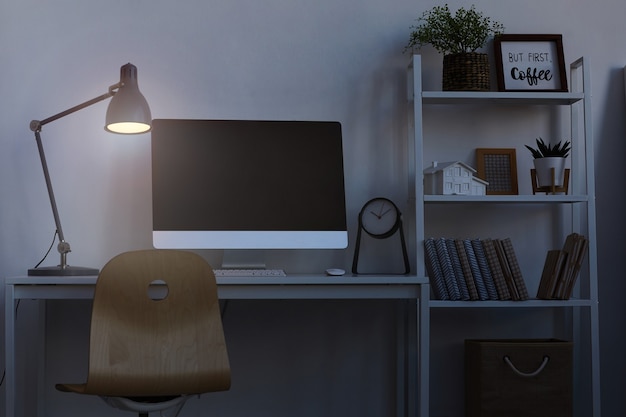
[442, 52, 490, 91]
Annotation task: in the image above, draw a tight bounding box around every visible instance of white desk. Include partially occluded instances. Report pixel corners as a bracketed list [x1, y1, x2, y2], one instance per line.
[5, 274, 429, 417]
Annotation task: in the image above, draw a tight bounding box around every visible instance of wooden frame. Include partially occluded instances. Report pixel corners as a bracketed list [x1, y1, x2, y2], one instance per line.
[476, 148, 518, 195]
[493, 34, 568, 92]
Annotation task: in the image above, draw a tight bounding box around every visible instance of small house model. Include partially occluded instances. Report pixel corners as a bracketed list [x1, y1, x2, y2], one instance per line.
[423, 161, 488, 195]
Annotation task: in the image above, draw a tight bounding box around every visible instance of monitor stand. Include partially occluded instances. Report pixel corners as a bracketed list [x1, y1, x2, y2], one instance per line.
[221, 249, 267, 269]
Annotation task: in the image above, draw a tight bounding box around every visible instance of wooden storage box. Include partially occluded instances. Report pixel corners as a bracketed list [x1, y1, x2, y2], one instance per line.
[465, 339, 573, 417]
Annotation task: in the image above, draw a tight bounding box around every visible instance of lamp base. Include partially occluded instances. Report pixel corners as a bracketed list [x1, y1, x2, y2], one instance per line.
[28, 265, 99, 276]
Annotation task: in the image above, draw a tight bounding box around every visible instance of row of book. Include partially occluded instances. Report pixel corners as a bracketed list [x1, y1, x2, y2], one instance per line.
[424, 237, 529, 301]
[537, 232, 588, 300]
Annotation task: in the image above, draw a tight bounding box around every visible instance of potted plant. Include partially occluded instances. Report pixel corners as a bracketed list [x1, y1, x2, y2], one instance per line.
[405, 4, 504, 91]
[525, 137, 571, 188]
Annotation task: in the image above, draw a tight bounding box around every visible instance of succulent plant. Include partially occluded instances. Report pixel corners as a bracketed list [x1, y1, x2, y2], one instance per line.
[525, 138, 571, 159]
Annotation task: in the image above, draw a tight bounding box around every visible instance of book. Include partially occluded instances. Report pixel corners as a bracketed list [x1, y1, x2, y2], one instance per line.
[454, 239, 479, 300]
[423, 236, 530, 302]
[549, 250, 567, 299]
[563, 236, 588, 299]
[463, 239, 489, 301]
[482, 238, 511, 300]
[537, 249, 563, 299]
[424, 238, 449, 300]
[471, 239, 499, 300]
[493, 238, 520, 300]
[500, 237, 529, 300]
[434, 237, 461, 300]
[553, 233, 580, 299]
[446, 239, 471, 301]
[537, 249, 562, 299]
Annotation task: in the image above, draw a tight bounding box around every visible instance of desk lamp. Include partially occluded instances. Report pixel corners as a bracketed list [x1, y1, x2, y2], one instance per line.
[28, 63, 151, 276]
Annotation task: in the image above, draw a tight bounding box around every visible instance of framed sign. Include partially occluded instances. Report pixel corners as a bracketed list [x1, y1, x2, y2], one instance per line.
[494, 34, 567, 92]
[476, 148, 518, 195]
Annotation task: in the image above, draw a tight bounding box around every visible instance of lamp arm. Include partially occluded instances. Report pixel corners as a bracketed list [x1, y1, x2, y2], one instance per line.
[29, 82, 121, 265]
[30, 82, 121, 132]
[33, 130, 67, 247]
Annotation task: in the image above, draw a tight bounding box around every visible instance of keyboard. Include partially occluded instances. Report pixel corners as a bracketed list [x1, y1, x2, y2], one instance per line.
[213, 269, 287, 277]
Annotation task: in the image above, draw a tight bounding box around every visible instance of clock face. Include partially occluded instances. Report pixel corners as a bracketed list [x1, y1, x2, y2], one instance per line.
[360, 198, 400, 238]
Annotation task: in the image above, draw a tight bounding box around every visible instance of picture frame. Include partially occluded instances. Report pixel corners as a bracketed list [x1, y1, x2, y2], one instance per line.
[476, 148, 518, 195]
[493, 34, 567, 92]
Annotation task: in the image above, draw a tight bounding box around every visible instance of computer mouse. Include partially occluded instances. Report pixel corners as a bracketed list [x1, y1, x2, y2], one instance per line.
[325, 268, 346, 276]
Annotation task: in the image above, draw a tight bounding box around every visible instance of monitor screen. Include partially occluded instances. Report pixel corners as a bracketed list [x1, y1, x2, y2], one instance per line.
[151, 119, 348, 250]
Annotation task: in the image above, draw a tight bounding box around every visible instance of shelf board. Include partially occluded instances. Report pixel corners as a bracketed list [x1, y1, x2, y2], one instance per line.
[424, 194, 589, 203]
[429, 298, 595, 308]
[422, 91, 584, 105]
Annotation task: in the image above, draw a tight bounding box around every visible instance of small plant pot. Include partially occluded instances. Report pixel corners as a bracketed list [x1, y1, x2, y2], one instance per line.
[442, 52, 490, 91]
[533, 157, 566, 187]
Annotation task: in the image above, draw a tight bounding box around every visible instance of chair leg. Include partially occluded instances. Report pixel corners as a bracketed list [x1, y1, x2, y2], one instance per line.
[139, 413, 148, 417]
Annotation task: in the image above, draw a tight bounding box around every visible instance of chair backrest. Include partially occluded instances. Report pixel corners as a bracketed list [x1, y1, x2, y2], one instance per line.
[82, 249, 231, 397]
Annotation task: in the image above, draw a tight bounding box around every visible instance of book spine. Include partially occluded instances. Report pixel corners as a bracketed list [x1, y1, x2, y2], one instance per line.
[454, 239, 479, 300]
[537, 249, 561, 299]
[482, 238, 511, 300]
[553, 233, 579, 299]
[563, 235, 588, 299]
[446, 238, 471, 301]
[471, 239, 499, 300]
[463, 239, 489, 301]
[501, 237, 529, 300]
[434, 238, 461, 300]
[494, 238, 520, 300]
[424, 238, 449, 300]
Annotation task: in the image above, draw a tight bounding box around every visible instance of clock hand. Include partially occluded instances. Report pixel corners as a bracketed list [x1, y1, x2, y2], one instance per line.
[380, 208, 393, 217]
[377, 203, 386, 216]
[369, 210, 382, 219]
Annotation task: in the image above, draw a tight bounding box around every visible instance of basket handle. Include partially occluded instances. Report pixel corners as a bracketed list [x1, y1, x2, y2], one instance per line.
[503, 355, 549, 378]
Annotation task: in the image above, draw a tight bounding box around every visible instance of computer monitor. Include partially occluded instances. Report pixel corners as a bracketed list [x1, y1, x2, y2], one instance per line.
[151, 119, 348, 261]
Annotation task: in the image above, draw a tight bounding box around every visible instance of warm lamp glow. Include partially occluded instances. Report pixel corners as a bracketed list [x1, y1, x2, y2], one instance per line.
[106, 121, 151, 134]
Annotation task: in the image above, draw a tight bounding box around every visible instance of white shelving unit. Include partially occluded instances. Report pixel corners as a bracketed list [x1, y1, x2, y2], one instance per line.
[407, 55, 600, 417]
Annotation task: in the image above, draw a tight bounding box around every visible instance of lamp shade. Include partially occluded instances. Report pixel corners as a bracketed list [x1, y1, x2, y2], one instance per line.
[105, 63, 152, 134]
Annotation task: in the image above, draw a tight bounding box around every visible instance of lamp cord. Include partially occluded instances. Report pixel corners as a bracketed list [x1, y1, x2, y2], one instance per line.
[32, 229, 58, 269]
[0, 299, 21, 387]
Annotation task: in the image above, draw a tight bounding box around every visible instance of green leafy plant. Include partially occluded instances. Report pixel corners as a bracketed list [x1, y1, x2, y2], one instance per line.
[405, 4, 504, 55]
[525, 138, 571, 159]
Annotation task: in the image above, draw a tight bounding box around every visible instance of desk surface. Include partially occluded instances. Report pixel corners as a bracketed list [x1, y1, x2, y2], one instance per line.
[6, 274, 427, 285]
[6, 274, 428, 300]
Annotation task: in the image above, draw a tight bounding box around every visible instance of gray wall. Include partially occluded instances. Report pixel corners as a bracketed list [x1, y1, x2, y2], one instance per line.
[1, 0, 624, 415]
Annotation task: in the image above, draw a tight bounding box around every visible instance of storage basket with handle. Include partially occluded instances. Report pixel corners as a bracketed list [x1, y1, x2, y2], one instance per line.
[465, 339, 573, 417]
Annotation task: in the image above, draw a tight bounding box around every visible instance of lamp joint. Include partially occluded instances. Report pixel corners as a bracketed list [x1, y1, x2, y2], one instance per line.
[30, 120, 42, 132]
[57, 241, 71, 255]
[108, 82, 122, 96]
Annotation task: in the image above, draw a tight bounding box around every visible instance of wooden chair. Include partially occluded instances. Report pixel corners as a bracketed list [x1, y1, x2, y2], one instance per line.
[56, 249, 231, 417]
